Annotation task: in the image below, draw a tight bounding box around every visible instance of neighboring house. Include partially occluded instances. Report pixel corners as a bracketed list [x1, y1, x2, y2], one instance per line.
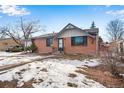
[32, 23, 99, 55]
[0, 38, 19, 51]
[109, 40, 124, 54]
[118, 40, 124, 54]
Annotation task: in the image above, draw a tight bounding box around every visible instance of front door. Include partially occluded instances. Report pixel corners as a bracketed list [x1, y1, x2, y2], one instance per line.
[58, 38, 64, 51]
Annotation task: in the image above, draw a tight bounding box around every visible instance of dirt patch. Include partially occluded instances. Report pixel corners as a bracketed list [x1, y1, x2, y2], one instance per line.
[0, 78, 43, 88]
[20, 79, 34, 88]
[68, 73, 77, 78]
[55, 54, 96, 60]
[40, 68, 48, 72]
[0, 80, 18, 88]
[36, 67, 40, 69]
[90, 64, 124, 74]
[76, 67, 124, 88]
[20, 78, 44, 88]
[67, 82, 78, 87]
[20, 68, 27, 72]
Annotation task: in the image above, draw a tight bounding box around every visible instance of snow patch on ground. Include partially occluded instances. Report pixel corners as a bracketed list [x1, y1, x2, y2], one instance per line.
[44, 58, 100, 67]
[0, 52, 104, 88]
[0, 55, 42, 66]
[0, 60, 105, 88]
[0, 52, 44, 66]
[0, 52, 22, 57]
[0, 52, 100, 67]
[120, 74, 124, 77]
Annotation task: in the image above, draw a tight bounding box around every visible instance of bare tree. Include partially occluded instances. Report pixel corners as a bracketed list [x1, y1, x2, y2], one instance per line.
[0, 17, 45, 51]
[0, 25, 22, 45]
[102, 19, 124, 77]
[17, 17, 45, 50]
[101, 48, 121, 77]
[106, 19, 124, 41]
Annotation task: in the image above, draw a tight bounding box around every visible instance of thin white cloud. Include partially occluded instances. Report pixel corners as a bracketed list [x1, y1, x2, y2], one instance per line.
[106, 9, 124, 17]
[0, 5, 30, 16]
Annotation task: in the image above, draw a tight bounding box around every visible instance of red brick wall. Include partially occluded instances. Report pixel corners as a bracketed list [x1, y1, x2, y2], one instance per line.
[63, 37, 97, 55]
[52, 37, 58, 52]
[33, 38, 53, 54]
[34, 36, 97, 55]
[33, 37, 58, 54]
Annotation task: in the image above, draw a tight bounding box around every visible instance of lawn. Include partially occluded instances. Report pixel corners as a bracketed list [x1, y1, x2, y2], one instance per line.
[0, 52, 123, 88]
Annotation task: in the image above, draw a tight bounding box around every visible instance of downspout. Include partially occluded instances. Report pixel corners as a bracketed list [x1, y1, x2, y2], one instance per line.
[96, 33, 99, 55]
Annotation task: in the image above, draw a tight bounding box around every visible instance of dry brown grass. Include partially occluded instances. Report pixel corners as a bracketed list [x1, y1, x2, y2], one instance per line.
[76, 66, 124, 88]
[20, 79, 34, 88]
[0, 80, 18, 88]
[0, 78, 44, 88]
[55, 54, 96, 60]
[0, 79, 33, 88]
[20, 78, 43, 88]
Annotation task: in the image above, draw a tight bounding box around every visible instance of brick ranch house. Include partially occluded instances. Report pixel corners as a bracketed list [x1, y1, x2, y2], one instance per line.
[32, 23, 99, 55]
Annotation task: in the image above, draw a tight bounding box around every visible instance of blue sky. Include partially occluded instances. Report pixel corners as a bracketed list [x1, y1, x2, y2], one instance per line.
[0, 5, 124, 41]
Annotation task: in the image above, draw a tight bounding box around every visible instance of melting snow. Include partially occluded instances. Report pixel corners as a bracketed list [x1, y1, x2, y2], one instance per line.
[0, 52, 104, 88]
[0, 52, 44, 66]
[44, 58, 100, 67]
[0, 59, 104, 88]
[0, 52, 22, 57]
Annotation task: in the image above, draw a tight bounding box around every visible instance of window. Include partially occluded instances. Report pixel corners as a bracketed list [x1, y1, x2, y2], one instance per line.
[71, 36, 87, 46]
[46, 38, 53, 47]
